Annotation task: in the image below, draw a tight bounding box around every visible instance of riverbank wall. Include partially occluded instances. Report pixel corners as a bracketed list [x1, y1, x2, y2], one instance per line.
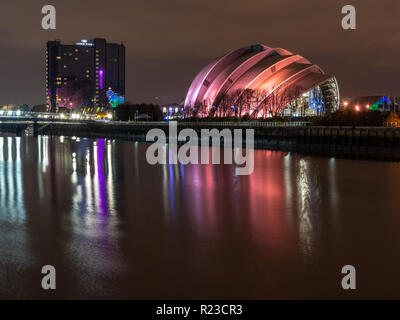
[1, 121, 400, 160]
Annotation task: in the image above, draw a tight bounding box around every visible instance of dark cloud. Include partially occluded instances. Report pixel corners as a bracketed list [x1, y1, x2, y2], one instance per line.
[0, 0, 399, 105]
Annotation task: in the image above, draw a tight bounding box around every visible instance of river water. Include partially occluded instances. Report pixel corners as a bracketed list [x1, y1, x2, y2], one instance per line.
[0, 135, 399, 299]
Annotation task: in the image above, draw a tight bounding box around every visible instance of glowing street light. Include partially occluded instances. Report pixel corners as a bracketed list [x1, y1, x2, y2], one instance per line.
[355, 105, 360, 112]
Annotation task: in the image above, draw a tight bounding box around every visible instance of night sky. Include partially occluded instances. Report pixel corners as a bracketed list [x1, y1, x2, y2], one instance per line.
[1, 0, 399, 106]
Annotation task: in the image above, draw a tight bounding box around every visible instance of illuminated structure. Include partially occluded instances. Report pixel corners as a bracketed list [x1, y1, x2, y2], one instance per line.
[341, 96, 399, 112]
[46, 38, 125, 111]
[184, 44, 339, 117]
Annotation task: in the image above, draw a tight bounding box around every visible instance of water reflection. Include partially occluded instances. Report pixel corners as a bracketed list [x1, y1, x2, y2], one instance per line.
[0, 136, 399, 298]
[0, 137, 26, 223]
[296, 158, 317, 260]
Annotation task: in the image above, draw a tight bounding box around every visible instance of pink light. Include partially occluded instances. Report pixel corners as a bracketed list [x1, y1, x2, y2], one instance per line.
[99, 69, 104, 90]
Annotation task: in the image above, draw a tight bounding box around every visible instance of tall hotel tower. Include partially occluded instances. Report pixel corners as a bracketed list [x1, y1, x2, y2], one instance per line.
[46, 38, 125, 111]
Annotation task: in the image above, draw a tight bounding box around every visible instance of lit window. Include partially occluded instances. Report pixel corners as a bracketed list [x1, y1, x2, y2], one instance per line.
[64, 65, 67, 68]
[56, 56, 61, 60]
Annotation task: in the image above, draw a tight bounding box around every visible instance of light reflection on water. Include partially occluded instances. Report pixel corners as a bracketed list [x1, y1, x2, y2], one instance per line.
[0, 137, 26, 224]
[0, 135, 399, 298]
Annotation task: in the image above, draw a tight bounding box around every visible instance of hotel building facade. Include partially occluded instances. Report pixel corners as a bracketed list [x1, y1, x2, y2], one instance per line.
[46, 38, 125, 111]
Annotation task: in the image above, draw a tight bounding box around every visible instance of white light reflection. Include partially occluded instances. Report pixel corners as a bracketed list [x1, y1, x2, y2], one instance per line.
[0, 138, 5, 209]
[71, 152, 77, 185]
[37, 136, 44, 199]
[284, 153, 293, 223]
[0, 137, 26, 223]
[42, 136, 49, 173]
[297, 158, 315, 260]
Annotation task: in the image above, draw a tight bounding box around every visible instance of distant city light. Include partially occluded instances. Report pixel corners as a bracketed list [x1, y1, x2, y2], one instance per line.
[355, 105, 360, 111]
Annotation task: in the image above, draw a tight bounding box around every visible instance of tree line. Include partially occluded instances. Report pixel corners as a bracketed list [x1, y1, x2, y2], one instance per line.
[184, 86, 302, 119]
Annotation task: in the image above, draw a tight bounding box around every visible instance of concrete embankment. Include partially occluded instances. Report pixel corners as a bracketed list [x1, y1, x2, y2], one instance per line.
[1, 121, 400, 160]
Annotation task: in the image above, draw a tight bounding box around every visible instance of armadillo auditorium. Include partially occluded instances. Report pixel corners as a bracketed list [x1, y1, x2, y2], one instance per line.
[184, 44, 339, 118]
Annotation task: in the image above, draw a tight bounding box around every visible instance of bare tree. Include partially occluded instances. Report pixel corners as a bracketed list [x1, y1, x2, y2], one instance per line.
[285, 86, 301, 116]
[217, 92, 236, 117]
[252, 89, 269, 119]
[183, 106, 194, 118]
[262, 85, 301, 117]
[196, 99, 211, 118]
[237, 89, 255, 117]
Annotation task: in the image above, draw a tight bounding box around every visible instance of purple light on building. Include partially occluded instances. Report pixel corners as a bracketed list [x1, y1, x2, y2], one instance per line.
[99, 69, 104, 90]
